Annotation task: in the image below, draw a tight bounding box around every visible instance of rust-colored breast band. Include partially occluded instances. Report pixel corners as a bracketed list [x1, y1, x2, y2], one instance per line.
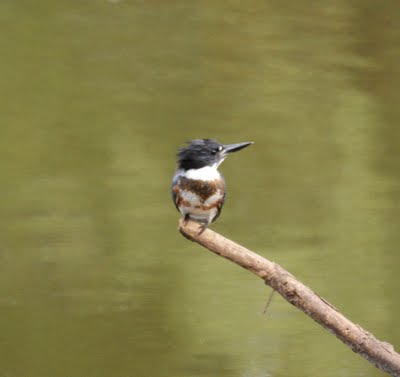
[179, 177, 224, 202]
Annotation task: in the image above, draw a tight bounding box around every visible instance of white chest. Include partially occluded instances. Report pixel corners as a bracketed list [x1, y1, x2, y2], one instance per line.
[183, 166, 221, 181]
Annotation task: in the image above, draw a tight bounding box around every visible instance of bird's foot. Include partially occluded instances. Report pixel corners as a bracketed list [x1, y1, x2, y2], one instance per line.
[198, 220, 211, 235]
[197, 225, 205, 235]
[182, 214, 190, 226]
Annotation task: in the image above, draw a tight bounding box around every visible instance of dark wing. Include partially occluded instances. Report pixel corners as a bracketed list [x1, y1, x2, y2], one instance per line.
[171, 173, 181, 211]
[212, 190, 226, 222]
[212, 175, 226, 222]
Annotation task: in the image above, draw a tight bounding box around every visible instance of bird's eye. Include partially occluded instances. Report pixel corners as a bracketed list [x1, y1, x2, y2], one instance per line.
[212, 146, 223, 155]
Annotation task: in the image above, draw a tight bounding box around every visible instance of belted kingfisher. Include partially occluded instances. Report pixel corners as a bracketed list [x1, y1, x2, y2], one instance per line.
[172, 139, 253, 233]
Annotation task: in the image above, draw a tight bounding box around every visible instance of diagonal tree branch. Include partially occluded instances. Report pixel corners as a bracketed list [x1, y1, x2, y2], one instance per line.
[179, 219, 400, 377]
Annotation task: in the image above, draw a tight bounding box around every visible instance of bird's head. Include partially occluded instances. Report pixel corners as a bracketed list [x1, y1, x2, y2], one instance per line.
[177, 139, 253, 170]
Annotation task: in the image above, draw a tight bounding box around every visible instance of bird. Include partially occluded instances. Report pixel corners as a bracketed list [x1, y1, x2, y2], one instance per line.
[172, 139, 253, 234]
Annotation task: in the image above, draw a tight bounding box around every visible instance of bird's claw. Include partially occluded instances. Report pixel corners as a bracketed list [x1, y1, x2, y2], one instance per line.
[182, 214, 190, 226]
[198, 221, 211, 235]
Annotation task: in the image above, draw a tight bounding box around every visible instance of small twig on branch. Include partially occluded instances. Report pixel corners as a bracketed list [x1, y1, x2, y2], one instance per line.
[179, 219, 400, 377]
[263, 289, 275, 315]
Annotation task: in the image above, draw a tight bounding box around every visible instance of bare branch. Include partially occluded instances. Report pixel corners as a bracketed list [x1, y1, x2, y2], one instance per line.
[179, 219, 400, 377]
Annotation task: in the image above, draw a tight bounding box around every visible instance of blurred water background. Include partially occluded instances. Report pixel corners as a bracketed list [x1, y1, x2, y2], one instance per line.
[1, 1, 399, 376]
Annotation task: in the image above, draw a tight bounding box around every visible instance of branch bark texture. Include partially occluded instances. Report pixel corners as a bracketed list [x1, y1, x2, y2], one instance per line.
[179, 219, 400, 377]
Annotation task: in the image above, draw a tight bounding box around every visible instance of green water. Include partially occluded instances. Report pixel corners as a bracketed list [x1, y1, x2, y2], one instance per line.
[1, 1, 399, 376]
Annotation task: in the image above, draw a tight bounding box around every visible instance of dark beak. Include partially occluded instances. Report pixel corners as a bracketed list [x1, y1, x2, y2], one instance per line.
[223, 141, 253, 154]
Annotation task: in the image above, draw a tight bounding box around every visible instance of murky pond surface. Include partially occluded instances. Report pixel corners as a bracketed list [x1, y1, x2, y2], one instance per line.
[1, 1, 399, 376]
